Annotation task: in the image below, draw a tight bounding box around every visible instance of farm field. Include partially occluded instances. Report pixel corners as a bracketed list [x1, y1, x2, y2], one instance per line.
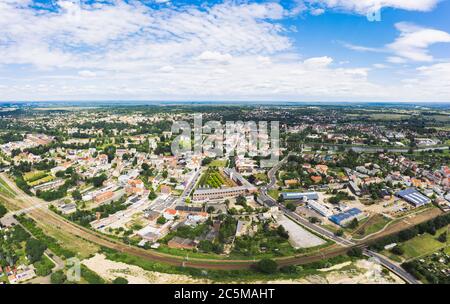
[208, 159, 227, 167]
[23, 170, 54, 186]
[198, 169, 234, 189]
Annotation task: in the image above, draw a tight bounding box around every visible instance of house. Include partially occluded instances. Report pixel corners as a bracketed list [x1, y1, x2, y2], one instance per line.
[284, 179, 298, 187]
[315, 165, 329, 174]
[58, 203, 77, 215]
[160, 185, 171, 195]
[94, 191, 114, 204]
[310, 175, 322, 183]
[163, 208, 178, 220]
[167, 236, 196, 250]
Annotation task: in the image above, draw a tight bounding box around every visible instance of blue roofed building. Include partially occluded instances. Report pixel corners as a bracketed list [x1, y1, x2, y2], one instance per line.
[329, 208, 366, 227]
[396, 188, 431, 208]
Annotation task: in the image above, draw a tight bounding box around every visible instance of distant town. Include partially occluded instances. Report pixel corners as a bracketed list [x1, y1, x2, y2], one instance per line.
[0, 103, 449, 284]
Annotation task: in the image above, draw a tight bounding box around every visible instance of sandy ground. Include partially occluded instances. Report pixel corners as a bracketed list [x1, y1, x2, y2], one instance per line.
[277, 215, 326, 248]
[82, 254, 405, 284]
[82, 254, 211, 284]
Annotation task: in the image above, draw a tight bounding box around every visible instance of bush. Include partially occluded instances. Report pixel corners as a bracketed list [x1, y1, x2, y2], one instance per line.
[81, 265, 106, 284]
[25, 238, 47, 263]
[279, 265, 298, 274]
[347, 247, 363, 258]
[391, 246, 404, 256]
[334, 229, 344, 237]
[0, 204, 7, 218]
[34, 255, 54, 277]
[112, 277, 128, 284]
[157, 216, 167, 225]
[50, 270, 67, 284]
[437, 232, 447, 243]
[256, 258, 278, 274]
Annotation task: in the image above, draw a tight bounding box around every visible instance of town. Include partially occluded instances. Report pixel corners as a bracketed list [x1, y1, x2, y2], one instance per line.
[0, 103, 449, 284]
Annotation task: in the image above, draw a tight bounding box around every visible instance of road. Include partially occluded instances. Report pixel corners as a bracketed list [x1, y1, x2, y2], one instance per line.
[364, 250, 420, 284]
[260, 154, 420, 284]
[180, 168, 202, 201]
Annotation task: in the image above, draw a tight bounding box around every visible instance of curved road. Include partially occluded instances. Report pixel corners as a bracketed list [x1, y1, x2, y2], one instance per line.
[261, 154, 420, 284]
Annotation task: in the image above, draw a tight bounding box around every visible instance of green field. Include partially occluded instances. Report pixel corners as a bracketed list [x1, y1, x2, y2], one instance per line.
[383, 226, 449, 261]
[0, 175, 16, 198]
[208, 159, 227, 167]
[353, 214, 391, 239]
[198, 169, 232, 188]
[27, 175, 55, 187]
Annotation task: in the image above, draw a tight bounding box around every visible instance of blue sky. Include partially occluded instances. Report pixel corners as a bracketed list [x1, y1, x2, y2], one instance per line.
[0, 0, 449, 102]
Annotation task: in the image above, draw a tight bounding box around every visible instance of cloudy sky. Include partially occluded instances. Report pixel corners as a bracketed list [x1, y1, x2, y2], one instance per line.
[0, 0, 450, 102]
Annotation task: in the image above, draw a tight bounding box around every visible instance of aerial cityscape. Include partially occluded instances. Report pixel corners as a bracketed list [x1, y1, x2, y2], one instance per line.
[0, 0, 449, 290]
[0, 102, 449, 285]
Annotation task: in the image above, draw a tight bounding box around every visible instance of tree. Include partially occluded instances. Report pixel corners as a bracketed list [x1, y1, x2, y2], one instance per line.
[92, 173, 107, 187]
[309, 217, 320, 224]
[256, 258, 278, 274]
[25, 238, 47, 263]
[437, 232, 447, 243]
[391, 245, 404, 255]
[71, 189, 82, 201]
[162, 170, 168, 179]
[0, 204, 7, 218]
[157, 216, 167, 225]
[286, 202, 296, 211]
[112, 277, 128, 284]
[276, 225, 289, 239]
[347, 247, 363, 258]
[348, 218, 359, 230]
[104, 145, 116, 163]
[50, 270, 67, 284]
[236, 195, 247, 206]
[148, 190, 157, 201]
[201, 157, 212, 166]
[334, 229, 344, 237]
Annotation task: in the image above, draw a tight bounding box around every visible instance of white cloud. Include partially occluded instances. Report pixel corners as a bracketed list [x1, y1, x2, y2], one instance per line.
[387, 22, 450, 62]
[159, 65, 175, 73]
[0, 1, 448, 102]
[307, 0, 440, 14]
[344, 23, 450, 63]
[197, 51, 233, 64]
[78, 70, 97, 78]
[310, 8, 325, 15]
[303, 56, 333, 68]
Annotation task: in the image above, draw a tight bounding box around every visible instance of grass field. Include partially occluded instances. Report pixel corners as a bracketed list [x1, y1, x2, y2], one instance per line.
[198, 169, 233, 188]
[0, 175, 16, 198]
[368, 113, 410, 121]
[28, 175, 55, 187]
[400, 226, 449, 260]
[382, 225, 449, 261]
[254, 173, 269, 183]
[267, 189, 279, 200]
[23, 170, 48, 182]
[208, 159, 227, 167]
[352, 214, 391, 239]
